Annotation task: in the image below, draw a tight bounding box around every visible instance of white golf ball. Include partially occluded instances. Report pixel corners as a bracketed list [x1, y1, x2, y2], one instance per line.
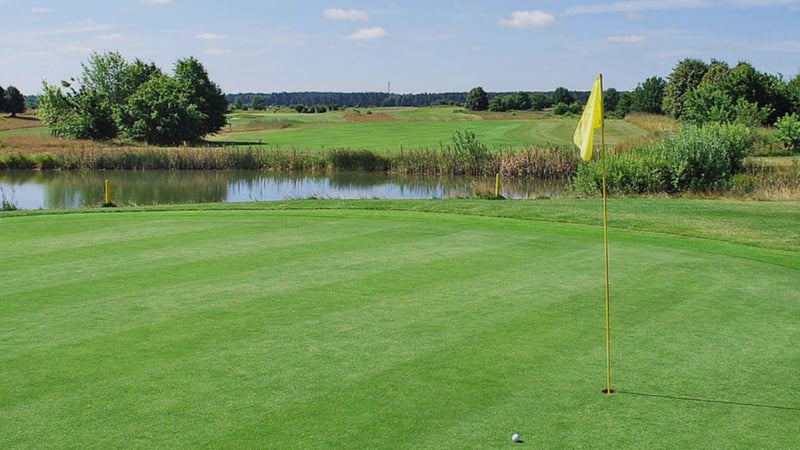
[511, 433, 521, 442]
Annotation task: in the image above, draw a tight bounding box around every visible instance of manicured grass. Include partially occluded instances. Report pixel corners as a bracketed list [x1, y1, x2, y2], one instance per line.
[1, 199, 798, 448]
[211, 108, 648, 152]
[0, 126, 50, 138]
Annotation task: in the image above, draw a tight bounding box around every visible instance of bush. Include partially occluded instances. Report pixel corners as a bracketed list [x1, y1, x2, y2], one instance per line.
[571, 123, 753, 194]
[774, 113, 800, 153]
[553, 102, 569, 115]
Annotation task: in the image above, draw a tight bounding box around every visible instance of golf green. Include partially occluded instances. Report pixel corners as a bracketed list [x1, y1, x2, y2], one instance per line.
[1, 201, 798, 448]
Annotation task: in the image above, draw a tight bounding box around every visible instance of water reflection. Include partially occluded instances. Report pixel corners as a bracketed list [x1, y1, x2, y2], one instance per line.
[0, 171, 566, 210]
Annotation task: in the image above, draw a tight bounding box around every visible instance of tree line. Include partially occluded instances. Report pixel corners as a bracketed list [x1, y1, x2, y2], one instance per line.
[227, 91, 592, 111]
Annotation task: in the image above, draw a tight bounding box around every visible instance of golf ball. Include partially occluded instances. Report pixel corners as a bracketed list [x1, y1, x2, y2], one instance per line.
[511, 433, 521, 442]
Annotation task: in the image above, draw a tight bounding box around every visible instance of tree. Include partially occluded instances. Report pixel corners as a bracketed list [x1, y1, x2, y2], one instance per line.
[465, 86, 489, 111]
[174, 57, 228, 136]
[775, 113, 800, 153]
[250, 95, 266, 110]
[80, 51, 130, 108]
[39, 52, 227, 144]
[529, 92, 549, 111]
[550, 87, 574, 105]
[789, 73, 800, 114]
[4, 86, 26, 117]
[233, 96, 244, 111]
[118, 74, 205, 145]
[700, 60, 730, 86]
[663, 58, 708, 119]
[631, 76, 666, 114]
[603, 88, 620, 116]
[488, 96, 504, 112]
[615, 92, 633, 118]
[39, 83, 118, 140]
[682, 83, 735, 125]
[552, 102, 569, 115]
[512, 91, 531, 111]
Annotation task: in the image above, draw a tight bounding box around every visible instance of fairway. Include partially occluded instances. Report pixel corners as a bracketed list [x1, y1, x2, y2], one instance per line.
[209, 108, 647, 152]
[1, 200, 798, 448]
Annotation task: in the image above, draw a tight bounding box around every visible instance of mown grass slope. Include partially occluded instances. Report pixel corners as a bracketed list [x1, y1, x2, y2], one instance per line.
[1, 199, 798, 448]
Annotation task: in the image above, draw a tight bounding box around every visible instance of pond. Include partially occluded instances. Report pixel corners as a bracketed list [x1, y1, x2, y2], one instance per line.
[0, 171, 566, 210]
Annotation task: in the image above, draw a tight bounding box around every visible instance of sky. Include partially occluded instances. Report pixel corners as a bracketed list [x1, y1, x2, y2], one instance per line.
[2, 0, 800, 95]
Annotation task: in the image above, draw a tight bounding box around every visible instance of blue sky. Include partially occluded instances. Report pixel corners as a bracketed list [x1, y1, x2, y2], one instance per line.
[2, 0, 800, 95]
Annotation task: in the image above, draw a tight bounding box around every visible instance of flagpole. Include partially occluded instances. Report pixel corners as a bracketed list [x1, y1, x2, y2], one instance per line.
[599, 74, 614, 395]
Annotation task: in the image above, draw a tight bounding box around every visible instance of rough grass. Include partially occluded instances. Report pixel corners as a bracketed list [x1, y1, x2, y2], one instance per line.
[1, 199, 798, 448]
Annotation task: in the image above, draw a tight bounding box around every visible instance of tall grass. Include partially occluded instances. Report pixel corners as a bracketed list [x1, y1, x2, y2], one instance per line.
[1, 141, 580, 179]
[729, 158, 800, 199]
[624, 112, 679, 133]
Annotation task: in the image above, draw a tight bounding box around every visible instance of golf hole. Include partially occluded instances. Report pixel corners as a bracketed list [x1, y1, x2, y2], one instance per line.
[602, 388, 617, 395]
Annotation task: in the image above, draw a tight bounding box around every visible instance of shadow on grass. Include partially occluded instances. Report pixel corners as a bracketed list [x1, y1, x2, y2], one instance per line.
[618, 390, 800, 411]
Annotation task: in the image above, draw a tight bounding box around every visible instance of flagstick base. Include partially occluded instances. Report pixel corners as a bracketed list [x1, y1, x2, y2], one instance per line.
[601, 389, 616, 395]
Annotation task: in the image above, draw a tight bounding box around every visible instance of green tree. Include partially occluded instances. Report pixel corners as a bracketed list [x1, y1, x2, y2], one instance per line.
[789, 73, 800, 114]
[488, 96, 504, 112]
[700, 59, 730, 86]
[39, 52, 226, 144]
[529, 92, 549, 111]
[80, 51, 130, 108]
[0, 86, 5, 112]
[663, 58, 708, 119]
[774, 113, 800, 153]
[119, 74, 205, 145]
[465, 86, 489, 111]
[682, 83, 736, 125]
[512, 91, 531, 110]
[550, 87, 574, 105]
[174, 57, 228, 136]
[631, 76, 666, 114]
[250, 95, 266, 110]
[615, 92, 633, 118]
[232, 96, 244, 111]
[4, 86, 26, 117]
[552, 102, 569, 115]
[603, 88, 620, 116]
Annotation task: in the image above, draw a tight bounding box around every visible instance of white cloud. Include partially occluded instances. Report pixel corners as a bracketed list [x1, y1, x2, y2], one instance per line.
[499, 10, 557, 28]
[196, 33, 226, 40]
[59, 45, 92, 54]
[608, 34, 645, 43]
[205, 47, 230, 55]
[343, 27, 387, 40]
[100, 33, 123, 41]
[325, 8, 369, 22]
[565, 0, 708, 15]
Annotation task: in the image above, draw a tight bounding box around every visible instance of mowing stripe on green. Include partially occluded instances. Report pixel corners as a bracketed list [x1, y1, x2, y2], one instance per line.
[1, 205, 798, 448]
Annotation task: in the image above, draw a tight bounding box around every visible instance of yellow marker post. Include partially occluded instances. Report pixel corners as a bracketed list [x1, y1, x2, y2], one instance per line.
[104, 180, 111, 205]
[495, 173, 501, 198]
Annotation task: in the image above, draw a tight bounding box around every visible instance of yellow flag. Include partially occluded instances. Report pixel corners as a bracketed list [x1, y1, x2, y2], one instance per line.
[573, 75, 603, 162]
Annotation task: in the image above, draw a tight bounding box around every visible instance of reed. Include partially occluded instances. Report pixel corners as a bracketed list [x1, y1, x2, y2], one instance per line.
[729, 158, 800, 199]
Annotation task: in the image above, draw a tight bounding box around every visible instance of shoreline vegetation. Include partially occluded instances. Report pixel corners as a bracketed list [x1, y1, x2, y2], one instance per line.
[1, 110, 799, 200]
